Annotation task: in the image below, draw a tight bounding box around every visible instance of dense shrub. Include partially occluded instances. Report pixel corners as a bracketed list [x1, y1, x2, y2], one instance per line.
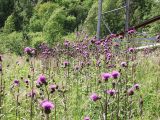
[3, 15, 15, 33]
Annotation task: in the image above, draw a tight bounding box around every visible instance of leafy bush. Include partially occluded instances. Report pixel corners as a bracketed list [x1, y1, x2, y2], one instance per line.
[0, 32, 25, 55]
[3, 14, 15, 33]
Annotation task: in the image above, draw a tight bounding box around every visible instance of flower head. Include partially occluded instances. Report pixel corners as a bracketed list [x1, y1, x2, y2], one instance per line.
[38, 75, 47, 85]
[41, 100, 54, 114]
[101, 73, 111, 81]
[128, 47, 135, 53]
[24, 79, 29, 85]
[133, 84, 140, 90]
[128, 28, 136, 34]
[121, 62, 127, 67]
[106, 89, 116, 96]
[84, 116, 90, 120]
[90, 93, 100, 102]
[63, 61, 69, 68]
[28, 90, 36, 98]
[127, 88, 134, 96]
[24, 47, 32, 54]
[49, 84, 57, 93]
[64, 40, 70, 47]
[14, 80, 19, 86]
[111, 71, 120, 79]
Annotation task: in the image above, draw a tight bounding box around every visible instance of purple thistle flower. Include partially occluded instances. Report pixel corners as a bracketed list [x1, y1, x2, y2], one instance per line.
[49, 84, 57, 93]
[101, 73, 111, 81]
[14, 80, 19, 86]
[90, 93, 100, 102]
[84, 116, 90, 120]
[121, 62, 127, 67]
[36, 79, 42, 87]
[127, 88, 134, 96]
[24, 47, 32, 54]
[156, 34, 160, 42]
[64, 40, 70, 47]
[28, 90, 36, 98]
[96, 60, 101, 67]
[74, 65, 80, 71]
[133, 84, 140, 90]
[38, 75, 47, 84]
[111, 71, 120, 79]
[106, 89, 116, 96]
[128, 28, 136, 34]
[128, 47, 135, 53]
[41, 100, 54, 114]
[63, 61, 69, 68]
[24, 79, 29, 84]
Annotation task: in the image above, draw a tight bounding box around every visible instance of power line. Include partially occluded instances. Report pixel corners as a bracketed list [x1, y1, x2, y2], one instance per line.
[102, 6, 126, 15]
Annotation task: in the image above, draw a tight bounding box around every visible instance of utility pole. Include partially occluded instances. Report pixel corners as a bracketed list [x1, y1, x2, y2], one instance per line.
[125, 0, 130, 32]
[97, 0, 103, 40]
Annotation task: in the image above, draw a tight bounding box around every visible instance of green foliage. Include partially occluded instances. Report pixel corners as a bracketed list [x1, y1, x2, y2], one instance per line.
[0, 32, 25, 55]
[43, 8, 67, 44]
[0, 0, 14, 28]
[29, 32, 45, 50]
[3, 15, 15, 33]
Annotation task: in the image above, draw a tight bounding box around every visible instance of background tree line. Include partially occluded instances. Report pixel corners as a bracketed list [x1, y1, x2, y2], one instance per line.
[0, 0, 159, 54]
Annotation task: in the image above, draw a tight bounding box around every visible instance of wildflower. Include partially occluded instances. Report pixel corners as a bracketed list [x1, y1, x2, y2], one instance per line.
[121, 62, 127, 67]
[64, 40, 70, 47]
[118, 35, 124, 39]
[28, 90, 36, 98]
[96, 60, 101, 67]
[133, 84, 140, 90]
[37, 75, 47, 86]
[106, 89, 116, 96]
[128, 28, 136, 34]
[90, 93, 100, 102]
[84, 116, 90, 120]
[63, 61, 69, 68]
[24, 79, 29, 85]
[111, 71, 120, 79]
[128, 47, 135, 53]
[14, 80, 19, 86]
[36, 79, 42, 87]
[101, 73, 111, 81]
[156, 34, 160, 40]
[127, 88, 134, 96]
[49, 84, 57, 93]
[39, 75, 47, 84]
[41, 100, 54, 114]
[24, 47, 32, 54]
[95, 40, 101, 45]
